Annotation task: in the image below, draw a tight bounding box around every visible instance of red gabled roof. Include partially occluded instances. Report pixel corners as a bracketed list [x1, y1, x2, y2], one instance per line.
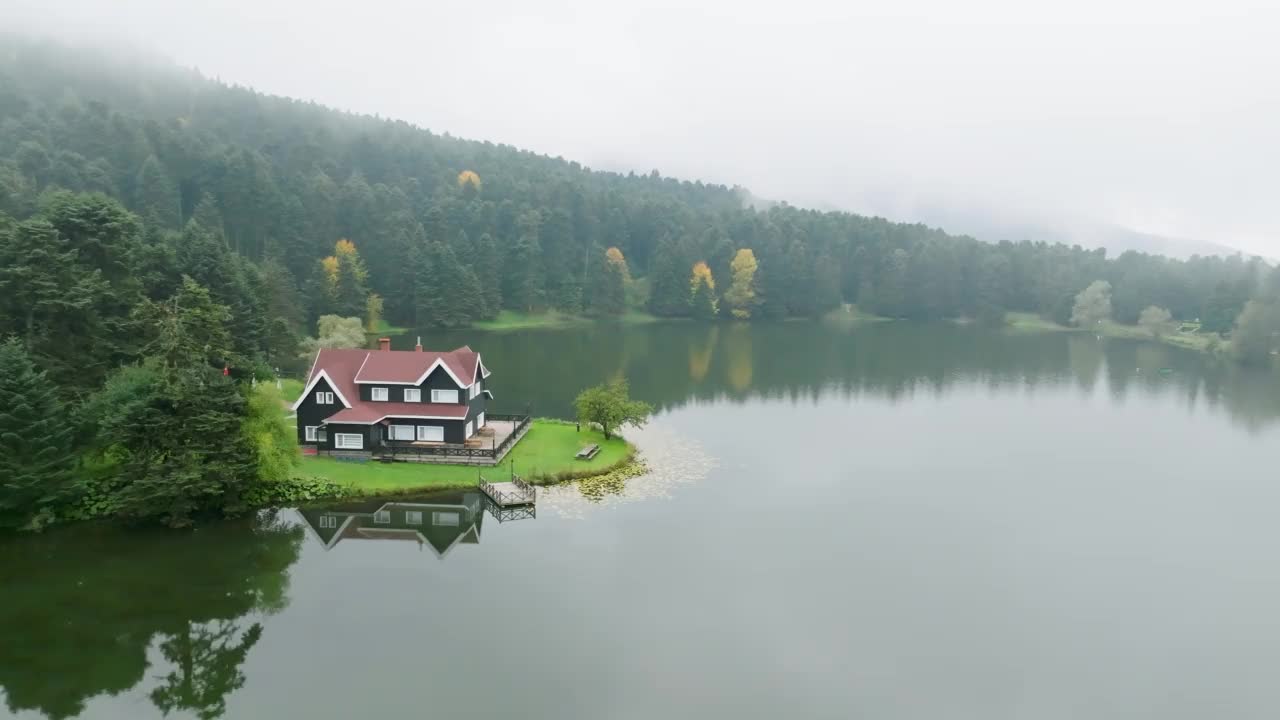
[354, 346, 480, 386]
[292, 345, 487, 420]
[323, 402, 468, 425]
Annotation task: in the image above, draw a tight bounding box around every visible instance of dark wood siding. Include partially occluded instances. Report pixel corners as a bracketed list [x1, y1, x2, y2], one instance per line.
[356, 364, 469, 404]
[377, 418, 467, 444]
[296, 377, 342, 446]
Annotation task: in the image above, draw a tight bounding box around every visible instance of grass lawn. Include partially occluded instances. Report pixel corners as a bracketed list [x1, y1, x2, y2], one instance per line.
[367, 319, 409, 335]
[1004, 312, 1072, 333]
[280, 378, 305, 404]
[473, 309, 661, 331]
[1002, 312, 1226, 353]
[298, 420, 634, 494]
[821, 304, 891, 326]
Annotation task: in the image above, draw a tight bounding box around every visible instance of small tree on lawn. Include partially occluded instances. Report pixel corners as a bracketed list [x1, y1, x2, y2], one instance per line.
[573, 380, 653, 440]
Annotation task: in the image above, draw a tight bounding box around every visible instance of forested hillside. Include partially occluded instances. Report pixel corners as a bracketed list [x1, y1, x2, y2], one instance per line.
[3, 34, 1277, 345]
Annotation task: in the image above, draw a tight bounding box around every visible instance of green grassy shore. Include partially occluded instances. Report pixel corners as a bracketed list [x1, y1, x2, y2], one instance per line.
[297, 420, 636, 496]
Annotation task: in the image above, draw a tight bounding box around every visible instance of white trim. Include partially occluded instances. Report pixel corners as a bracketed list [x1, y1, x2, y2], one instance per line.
[388, 424, 415, 441]
[477, 354, 491, 380]
[482, 390, 494, 399]
[431, 388, 460, 404]
[323, 413, 466, 425]
[371, 387, 389, 402]
[356, 357, 466, 388]
[289, 369, 353, 411]
[403, 388, 421, 403]
[417, 425, 444, 442]
[335, 433, 363, 450]
[304, 426, 320, 442]
[319, 514, 338, 529]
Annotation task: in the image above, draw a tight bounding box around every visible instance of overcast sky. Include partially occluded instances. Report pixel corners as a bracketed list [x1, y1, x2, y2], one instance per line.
[7, 0, 1280, 255]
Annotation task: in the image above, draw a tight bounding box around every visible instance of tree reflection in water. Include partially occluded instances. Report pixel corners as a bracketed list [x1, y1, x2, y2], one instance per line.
[0, 510, 303, 719]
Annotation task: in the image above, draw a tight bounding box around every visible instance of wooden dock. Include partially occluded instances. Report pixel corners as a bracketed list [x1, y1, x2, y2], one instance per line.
[479, 476, 536, 507]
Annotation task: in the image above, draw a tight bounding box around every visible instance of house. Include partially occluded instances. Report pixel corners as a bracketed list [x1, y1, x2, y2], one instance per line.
[293, 337, 495, 457]
[297, 493, 485, 558]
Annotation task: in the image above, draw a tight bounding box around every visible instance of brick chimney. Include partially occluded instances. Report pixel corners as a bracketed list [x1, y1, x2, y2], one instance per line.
[415, 336, 424, 352]
[378, 337, 391, 352]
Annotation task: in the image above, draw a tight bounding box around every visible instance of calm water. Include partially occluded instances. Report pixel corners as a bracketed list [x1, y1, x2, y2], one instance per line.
[4, 321, 1280, 719]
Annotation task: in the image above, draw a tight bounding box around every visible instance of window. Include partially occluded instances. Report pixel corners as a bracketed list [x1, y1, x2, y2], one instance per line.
[389, 425, 414, 441]
[431, 388, 459, 403]
[374, 510, 391, 524]
[315, 391, 334, 405]
[335, 433, 363, 450]
[468, 383, 479, 400]
[465, 421, 473, 438]
[371, 387, 389, 402]
[477, 412, 485, 428]
[319, 515, 338, 529]
[405, 511, 423, 525]
[304, 426, 320, 442]
[432, 511, 460, 527]
[403, 388, 421, 403]
[417, 425, 444, 442]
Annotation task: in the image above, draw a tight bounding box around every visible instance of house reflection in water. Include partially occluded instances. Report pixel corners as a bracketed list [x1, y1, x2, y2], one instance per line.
[298, 491, 485, 559]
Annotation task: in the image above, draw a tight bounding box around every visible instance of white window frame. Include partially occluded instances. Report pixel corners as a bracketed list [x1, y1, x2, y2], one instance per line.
[431, 388, 459, 403]
[374, 510, 391, 524]
[477, 412, 485, 428]
[465, 421, 474, 438]
[433, 511, 460, 527]
[469, 383, 479, 400]
[403, 388, 421, 403]
[388, 425, 414, 441]
[319, 515, 338, 529]
[371, 387, 389, 402]
[316, 391, 334, 405]
[405, 511, 423, 525]
[335, 433, 363, 450]
[417, 425, 444, 442]
[305, 426, 320, 442]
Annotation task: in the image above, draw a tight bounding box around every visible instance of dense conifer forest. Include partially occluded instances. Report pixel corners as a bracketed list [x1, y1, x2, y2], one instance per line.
[0, 34, 1276, 528]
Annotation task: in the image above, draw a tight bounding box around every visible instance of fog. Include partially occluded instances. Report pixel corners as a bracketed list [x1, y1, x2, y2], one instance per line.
[6, 0, 1279, 256]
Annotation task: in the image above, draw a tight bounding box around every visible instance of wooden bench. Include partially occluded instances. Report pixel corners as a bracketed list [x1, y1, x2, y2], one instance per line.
[575, 444, 600, 460]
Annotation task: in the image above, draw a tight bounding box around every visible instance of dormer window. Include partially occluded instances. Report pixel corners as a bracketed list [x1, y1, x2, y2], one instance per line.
[316, 391, 334, 405]
[404, 388, 421, 403]
[431, 388, 459, 403]
[371, 387, 389, 402]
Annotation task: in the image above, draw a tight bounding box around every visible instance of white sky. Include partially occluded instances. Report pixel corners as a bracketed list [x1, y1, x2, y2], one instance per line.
[7, 0, 1280, 255]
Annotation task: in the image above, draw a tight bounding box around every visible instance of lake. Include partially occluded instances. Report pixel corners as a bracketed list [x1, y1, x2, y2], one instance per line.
[3, 321, 1280, 719]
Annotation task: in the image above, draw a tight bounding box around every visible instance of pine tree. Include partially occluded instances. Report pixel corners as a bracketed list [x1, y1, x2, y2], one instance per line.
[100, 279, 256, 526]
[333, 239, 369, 318]
[648, 234, 691, 317]
[474, 232, 503, 318]
[133, 155, 181, 228]
[0, 338, 78, 529]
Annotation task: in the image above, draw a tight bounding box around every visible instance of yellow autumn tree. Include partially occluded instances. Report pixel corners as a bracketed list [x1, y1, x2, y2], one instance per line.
[457, 170, 482, 193]
[320, 255, 339, 288]
[724, 248, 758, 320]
[605, 246, 630, 280]
[689, 261, 718, 319]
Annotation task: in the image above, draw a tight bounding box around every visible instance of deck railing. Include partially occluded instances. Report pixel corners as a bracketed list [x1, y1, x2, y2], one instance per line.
[375, 414, 531, 461]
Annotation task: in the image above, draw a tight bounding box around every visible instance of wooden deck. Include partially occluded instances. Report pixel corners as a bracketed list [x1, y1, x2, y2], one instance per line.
[479, 476, 536, 507]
